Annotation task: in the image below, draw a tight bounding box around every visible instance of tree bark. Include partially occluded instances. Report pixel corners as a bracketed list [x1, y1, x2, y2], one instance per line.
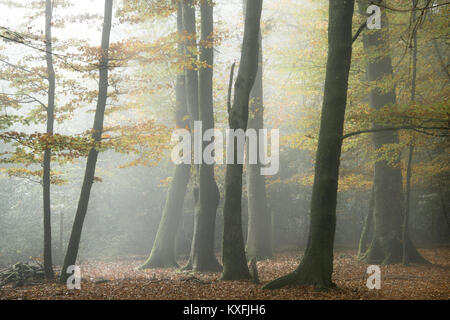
[245, 9, 272, 262]
[357, 0, 428, 264]
[60, 0, 113, 283]
[43, 0, 55, 280]
[264, 0, 354, 290]
[139, 1, 190, 270]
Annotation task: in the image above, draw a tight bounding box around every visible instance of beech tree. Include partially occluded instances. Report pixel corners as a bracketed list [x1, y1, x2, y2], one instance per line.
[244, 0, 272, 261]
[42, 0, 55, 280]
[356, 0, 428, 265]
[181, 0, 222, 272]
[139, 1, 190, 270]
[221, 0, 263, 281]
[60, 0, 113, 283]
[264, 0, 355, 289]
[189, 0, 222, 272]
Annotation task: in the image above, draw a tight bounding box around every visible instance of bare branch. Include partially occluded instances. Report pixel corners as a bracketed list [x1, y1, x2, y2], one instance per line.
[343, 125, 449, 140]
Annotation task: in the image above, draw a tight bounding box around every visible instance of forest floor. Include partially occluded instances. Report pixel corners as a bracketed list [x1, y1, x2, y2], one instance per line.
[1, 247, 449, 300]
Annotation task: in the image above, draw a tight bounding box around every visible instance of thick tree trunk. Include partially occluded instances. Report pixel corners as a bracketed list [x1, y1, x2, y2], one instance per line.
[60, 0, 113, 283]
[358, 1, 428, 265]
[43, 0, 55, 280]
[264, 0, 354, 290]
[245, 31, 272, 261]
[221, 0, 263, 281]
[139, 2, 190, 270]
[140, 165, 190, 269]
[187, 0, 222, 272]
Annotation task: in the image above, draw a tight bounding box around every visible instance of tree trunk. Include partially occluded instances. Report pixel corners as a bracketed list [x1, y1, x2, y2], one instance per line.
[221, 0, 263, 281]
[139, 1, 190, 270]
[263, 0, 354, 290]
[60, 0, 113, 283]
[403, 143, 414, 265]
[358, 1, 428, 265]
[59, 212, 63, 265]
[437, 180, 450, 230]
[43, 0, 55, 280]
[139, 165, 190, 269]
[402, 1, 418, 265]
[187, 0, 222, 272]
[245, 10, 272, 261]
[358, 185, 375, 258]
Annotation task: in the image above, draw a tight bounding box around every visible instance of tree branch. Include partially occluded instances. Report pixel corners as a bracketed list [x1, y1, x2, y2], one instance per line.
[352, 21, 367, 44]
[342, 125, 449, 140]
[369, 0, 450, 12]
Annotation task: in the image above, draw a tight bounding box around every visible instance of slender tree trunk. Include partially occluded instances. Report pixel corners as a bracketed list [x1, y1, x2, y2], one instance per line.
[358, 0, 428, 265]
[245, 12, 272, 261]
[43, 0, 55, 280]
[59, 211, 63, 265]
[358, 185, 375, 258]
[264, 0, 354, 290]
[187, 0, 222, 272]
[437, 180, 450, 230]
[221, 0, 263, 281]
[402, 1, 418, 265]
[180, 0, 199, 271]
[403, 143, 414, 265]
[139, 1, 190, 270]
[60, 0, 113, 283]
[410, 0, 418, 102]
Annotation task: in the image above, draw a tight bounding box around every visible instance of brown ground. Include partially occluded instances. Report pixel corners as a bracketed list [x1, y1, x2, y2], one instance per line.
[1, 247, 449, 300]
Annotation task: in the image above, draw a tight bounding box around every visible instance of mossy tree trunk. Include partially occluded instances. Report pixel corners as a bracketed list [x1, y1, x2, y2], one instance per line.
[60, 0, 113, 283]
[358, 1, 428, 265]
[221, 0, 263, 281]
[263, 0, 354, 290]
[139, 1, 190, 270]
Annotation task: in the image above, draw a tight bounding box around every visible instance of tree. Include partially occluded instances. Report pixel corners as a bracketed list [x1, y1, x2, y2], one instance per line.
[186, 0, 222, 272]
[139, 1, 190, 270]
[264, 0, 355, 289]
[221, 0, 263, 281]
[357, 0, 428, 264]
[358, 185, 375, 257]
[42, 0, 55, 280]
[245, 1, 272, 261]
[60, 0, 113, 283]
